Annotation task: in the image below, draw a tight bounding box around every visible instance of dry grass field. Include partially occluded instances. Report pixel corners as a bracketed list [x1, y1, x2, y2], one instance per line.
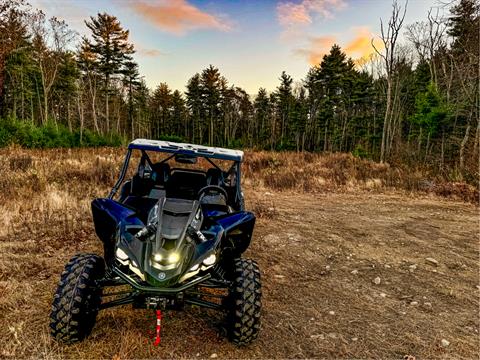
[0, 147, 478, 359]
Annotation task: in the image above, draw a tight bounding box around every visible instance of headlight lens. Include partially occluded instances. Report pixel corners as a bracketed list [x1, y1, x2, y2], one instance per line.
[152, 252, 180, 264]
[116, 248, 129, 261]
[203, 254, 216, 266]
[190, 264, 200, 272]
[167, 252, 180, 264]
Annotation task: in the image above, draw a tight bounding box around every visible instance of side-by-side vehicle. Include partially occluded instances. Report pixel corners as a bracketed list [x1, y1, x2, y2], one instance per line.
[49, 139, 261, 345]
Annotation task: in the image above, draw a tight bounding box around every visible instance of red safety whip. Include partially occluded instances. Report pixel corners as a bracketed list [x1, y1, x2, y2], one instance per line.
[153, 309, 162, 346]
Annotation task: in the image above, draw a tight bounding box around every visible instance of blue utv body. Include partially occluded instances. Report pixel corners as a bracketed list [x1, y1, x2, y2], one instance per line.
[92, 139, 255, 288]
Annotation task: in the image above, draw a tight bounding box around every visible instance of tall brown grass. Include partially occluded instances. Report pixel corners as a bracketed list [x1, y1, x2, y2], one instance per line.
[1, 148, 477, 211]
[243, 151, 478, 203]
[0, 147, 476, 238]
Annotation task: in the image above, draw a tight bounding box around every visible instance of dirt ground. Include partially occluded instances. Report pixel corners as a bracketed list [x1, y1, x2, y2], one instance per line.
[1, 184, 478, 359]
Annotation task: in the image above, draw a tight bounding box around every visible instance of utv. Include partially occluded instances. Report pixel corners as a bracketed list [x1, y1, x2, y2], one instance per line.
[50, 139, 261, 346]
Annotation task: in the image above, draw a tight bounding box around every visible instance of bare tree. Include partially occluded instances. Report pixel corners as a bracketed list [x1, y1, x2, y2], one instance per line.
[406, 8, 446, 86]
[372, 0, 408, 163]
[30, 11, 75, 124]
[77, 38, 100, 133]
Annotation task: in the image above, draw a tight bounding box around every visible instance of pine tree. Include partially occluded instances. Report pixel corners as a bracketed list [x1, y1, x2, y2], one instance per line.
[4, 28, 34, 120]
[315, 45, 355, 151]
[410, 83, 450, 160]
[447, 0, 479, 54]
[150, 83, 172, 138]
[171, 90, 187, 139]
[185, 73, 202, 144]
[254, 88, 270, 145]
[200, 65, 223, 146]
[85, 13, 134, 133]
[446, 0, 479, 171]
[0, 0, 29, 116]
[53, 52, 79, 130]
[276, 71, 293, 147]
[291, 86, 308, 151]
[132, 79, 149, 138]
[122, 59, 140, 138]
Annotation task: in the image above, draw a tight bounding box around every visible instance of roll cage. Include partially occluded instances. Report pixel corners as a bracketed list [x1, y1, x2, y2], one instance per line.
[109, 139, 245, 211]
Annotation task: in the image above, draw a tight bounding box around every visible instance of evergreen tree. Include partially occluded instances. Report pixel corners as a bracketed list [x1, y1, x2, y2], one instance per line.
[200, 65, 223, 146]
[122, 59, 140, 137]
[4, 32, 34, 121]
[447, 0, 479, 54]
[253, 88, 270, 145]
[53, 52, 79, 130]
[276, 71, 293, 147]
[171, 90, 187, 139]
[185, 73, 202, 144]
[316, 45, 355, 151]
[150, 83, 172, 138]
[410, 83, 451, 160]
[0, 0, 29, 115]
[85, 13, 134, 132]
[132, 79, 149, 138]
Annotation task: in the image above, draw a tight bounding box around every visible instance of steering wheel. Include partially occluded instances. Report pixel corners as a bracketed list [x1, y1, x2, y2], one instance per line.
[198, 185, 228, 200]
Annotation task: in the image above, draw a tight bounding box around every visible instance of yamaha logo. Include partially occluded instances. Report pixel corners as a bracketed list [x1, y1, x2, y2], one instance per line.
[158, 272, 166, 280]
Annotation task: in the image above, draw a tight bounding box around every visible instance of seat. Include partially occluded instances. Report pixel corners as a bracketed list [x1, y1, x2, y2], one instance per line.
[165, 170, 207, 200]
[151, 163, 170, 186]
[206, 168, 224, 186]
[149, 163, 170, 199]
[130, 173, 154, 197]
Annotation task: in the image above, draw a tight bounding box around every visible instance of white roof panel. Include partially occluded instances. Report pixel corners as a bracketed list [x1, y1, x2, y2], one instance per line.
[128, 139, 244, 161]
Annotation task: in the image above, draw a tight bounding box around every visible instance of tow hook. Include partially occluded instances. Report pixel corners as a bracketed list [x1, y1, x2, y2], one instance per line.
[146, 297, 166, 346]
[153, 309, 162, 346]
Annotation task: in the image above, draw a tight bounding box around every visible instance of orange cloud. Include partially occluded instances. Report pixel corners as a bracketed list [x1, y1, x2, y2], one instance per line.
[295, 35, 336, 64]
[131, 0, 231, 35]
[345, 27, 383, 60]
[277, 0, 346, 27]
[296, 27, 384, 66]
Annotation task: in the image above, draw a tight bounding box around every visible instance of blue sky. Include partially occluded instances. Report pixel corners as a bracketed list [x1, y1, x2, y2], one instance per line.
[32, 0, 440, 94]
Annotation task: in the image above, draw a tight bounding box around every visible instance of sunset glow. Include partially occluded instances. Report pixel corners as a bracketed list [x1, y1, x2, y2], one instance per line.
[31, 0, 437, 93]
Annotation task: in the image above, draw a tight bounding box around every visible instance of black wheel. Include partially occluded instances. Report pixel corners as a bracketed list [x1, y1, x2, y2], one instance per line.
[50, 253, 105, 344]
[226, 258, 262, 345]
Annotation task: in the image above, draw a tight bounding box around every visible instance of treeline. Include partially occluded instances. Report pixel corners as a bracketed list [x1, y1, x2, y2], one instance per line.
[0, 0, 478, 181]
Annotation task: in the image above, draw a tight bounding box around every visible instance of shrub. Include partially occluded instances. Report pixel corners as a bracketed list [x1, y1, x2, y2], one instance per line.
[0, 118, 125, 148]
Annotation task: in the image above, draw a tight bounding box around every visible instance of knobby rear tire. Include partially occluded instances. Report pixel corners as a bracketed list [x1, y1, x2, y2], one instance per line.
[50, 253, 105, 344]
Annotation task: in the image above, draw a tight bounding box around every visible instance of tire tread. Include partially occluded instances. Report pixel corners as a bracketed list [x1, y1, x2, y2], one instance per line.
[49, 253, 104, 344]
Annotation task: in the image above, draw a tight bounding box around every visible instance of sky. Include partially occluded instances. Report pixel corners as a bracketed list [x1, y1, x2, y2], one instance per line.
[31, 0, 440, 94]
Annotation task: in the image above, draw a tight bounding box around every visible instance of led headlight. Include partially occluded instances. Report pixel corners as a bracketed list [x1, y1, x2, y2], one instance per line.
[116, 247, 129, 261]
[167, 252, 180, 264]
[152, 253, 162, 262]
[189, 264, 200, 272]
[203, 254, 216, 266]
